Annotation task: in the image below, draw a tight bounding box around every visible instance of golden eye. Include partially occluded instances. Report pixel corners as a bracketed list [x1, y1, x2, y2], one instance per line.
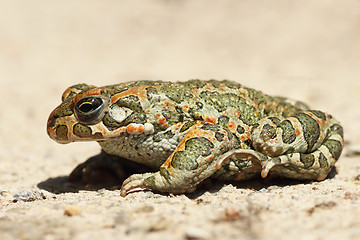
[75, 97, 106, 124]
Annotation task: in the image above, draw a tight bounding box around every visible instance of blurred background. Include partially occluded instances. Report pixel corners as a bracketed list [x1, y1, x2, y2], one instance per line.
[0, 0, 359, 186]
[1, 0, 358, 88]
[1, 2, 359, 239]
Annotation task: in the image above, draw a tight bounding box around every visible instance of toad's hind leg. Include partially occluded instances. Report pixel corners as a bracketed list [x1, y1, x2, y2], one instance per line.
[120, 121, 235, 196]
[251, 110, 344, 180]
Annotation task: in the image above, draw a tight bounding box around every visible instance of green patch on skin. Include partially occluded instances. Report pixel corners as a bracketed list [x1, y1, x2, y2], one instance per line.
[300, 153, 315, 168]
[199, 91, 262, 125]
[318, 152, 329, 168]
[116, 95, 143, 112]
[294, 112, 320, 152]
[260, 124, 277, 141]
[171, 137, 214, 170]
[56, 106, 74, 118]
[103, 111, 147, 130]
[145, 86, 160, 103]
[215, 132, 225, 142]
[62, 84, 95, 101]
[103, 112, 123, 129]
[125, 112, 147, 125]
[180, 121, 197, 132]
[144, 175, 156, 187]
[330, 124, 344, 138]
[246, 87, 267, 105]
[101, 85, 127, 96]
[218, 115, 229, 128]
[236, 125, 245, 134]
[324, 139, 343, 160]
[103, 94, 147, 130]
[189, 102, 204, 121]
[153, 130, 175, 142]
[201, 123, 221, 132]
[279, 120, 296, 144]
[184, 79, 207, 89]
[201, 123, 233, 144]
[162, 109, 180, 125]
[159, 167, 170, 180]
[49, 104, 74, 128]
[231, 135, 243, 149]
[268, 117, 281, 125]
[199, 91, 226, 112]
[73, 123, 92, 138]
[309, 110, 326, 120]
[161, 84, 194, 103]
[221, 80, 242, 89]
[56, 125, 68, 141]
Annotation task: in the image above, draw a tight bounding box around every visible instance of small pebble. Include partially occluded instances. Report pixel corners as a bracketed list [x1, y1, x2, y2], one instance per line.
[13, 190, 45, 202]
[185, 226, 210, 240]
[64, 205, 82, 216]
[224, 205, 241, 221]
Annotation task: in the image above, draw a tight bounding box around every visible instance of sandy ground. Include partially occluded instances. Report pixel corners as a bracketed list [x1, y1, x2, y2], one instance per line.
[1, 1, 360, 239]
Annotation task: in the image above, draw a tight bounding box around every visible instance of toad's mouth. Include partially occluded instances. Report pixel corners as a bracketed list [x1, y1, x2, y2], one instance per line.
[47, 115, 155, 144]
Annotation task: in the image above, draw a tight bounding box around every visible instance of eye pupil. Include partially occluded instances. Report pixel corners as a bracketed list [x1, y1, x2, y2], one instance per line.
[79, 102, 94, 113]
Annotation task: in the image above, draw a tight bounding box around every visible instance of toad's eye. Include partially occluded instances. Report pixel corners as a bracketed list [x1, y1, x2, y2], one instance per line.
[75, 97, 106, 124]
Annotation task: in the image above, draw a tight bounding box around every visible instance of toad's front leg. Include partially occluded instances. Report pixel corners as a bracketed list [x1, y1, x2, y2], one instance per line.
[120, 121, 235, 196]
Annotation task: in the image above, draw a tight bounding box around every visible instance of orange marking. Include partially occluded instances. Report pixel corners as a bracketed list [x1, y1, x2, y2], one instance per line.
[126, 124, 138, 133]
[62, 87, 76, 99]
[295, 128, 301, 136]
[74, 87, 105, 103]
[162, 123, 169, 128]
[158, 116, 166, 124]
[228, 121, 236, 132]
[96, 126, 107, 135]
[183, 105, 189, 112]
[205, 115, 216, 124]
[113, 127, 126, 134]
[111, 85, 160, 103]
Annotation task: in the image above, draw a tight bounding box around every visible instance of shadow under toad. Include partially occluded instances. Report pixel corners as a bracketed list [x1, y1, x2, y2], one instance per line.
[186, 166, 337, 199]
[38, 151, 148, 194]
[38, 150, 337, 196]
[37, 174, 123, 194]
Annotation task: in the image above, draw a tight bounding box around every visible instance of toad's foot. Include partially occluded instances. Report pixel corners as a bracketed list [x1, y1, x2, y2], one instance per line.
[120, 172, 199, 196]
